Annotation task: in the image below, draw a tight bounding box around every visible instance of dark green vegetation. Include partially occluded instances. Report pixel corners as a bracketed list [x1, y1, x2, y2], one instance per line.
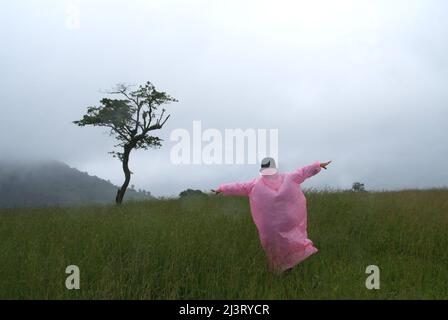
[179, 189, 207, 198]
[0, 190, 447, 299]
[0, 161, 152, 208]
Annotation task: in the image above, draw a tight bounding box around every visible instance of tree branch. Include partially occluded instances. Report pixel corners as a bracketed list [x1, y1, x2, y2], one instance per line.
[147, 113, 170, 131]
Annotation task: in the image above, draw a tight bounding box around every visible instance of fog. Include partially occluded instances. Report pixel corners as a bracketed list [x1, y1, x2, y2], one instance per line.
[1, 0, 447, 196]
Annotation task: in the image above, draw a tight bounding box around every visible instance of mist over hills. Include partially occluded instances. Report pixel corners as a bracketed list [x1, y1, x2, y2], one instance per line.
[0, 160, 153, 208]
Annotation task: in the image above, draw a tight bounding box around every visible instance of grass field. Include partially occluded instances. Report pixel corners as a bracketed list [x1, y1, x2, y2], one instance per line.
[0, 190, 447, 299]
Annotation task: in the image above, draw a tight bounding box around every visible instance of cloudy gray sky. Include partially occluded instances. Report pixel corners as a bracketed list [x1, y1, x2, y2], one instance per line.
[1, 0, 447, 196]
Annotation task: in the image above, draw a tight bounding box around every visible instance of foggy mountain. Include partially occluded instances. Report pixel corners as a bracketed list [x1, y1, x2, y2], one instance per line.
[0, 160, 153, 209]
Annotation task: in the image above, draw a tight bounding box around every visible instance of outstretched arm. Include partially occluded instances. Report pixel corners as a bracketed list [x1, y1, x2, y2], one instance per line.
[290, 161, 331, 184]
[212, 179, 256, 197]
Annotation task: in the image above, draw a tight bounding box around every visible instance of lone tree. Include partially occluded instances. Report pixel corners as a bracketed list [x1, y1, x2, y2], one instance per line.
[352, 182, 366, 192]
[179, 189, 207, 198]
[74, 81, 178, 204]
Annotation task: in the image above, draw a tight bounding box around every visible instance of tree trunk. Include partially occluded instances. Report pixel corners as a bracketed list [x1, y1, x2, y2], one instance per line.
[115, 147, 132, 205]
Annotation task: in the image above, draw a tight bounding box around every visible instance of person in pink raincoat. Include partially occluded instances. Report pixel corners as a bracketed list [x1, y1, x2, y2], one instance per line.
[212, 157, 331, 273]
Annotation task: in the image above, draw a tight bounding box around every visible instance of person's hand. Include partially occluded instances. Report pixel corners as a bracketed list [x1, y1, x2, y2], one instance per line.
[211, 189, 222, 195]
[320, 161, 332, 170]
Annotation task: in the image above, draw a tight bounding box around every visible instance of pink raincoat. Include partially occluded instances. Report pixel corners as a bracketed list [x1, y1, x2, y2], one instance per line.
[218, 162, 322, 273]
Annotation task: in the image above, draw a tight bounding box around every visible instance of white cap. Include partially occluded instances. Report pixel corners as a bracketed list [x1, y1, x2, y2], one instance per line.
[259, 157, 278, 176]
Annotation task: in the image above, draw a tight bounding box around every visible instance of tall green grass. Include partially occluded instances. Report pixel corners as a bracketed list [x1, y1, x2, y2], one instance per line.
[0, 190, 447, 299]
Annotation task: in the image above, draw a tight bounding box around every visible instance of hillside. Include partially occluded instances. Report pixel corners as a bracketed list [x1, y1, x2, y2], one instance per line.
[0, 160, 153, 208]
[0, 189, 447, 299]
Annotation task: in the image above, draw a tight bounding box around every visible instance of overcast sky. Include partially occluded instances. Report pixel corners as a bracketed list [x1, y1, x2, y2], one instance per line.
[1, 0, 447, 196]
